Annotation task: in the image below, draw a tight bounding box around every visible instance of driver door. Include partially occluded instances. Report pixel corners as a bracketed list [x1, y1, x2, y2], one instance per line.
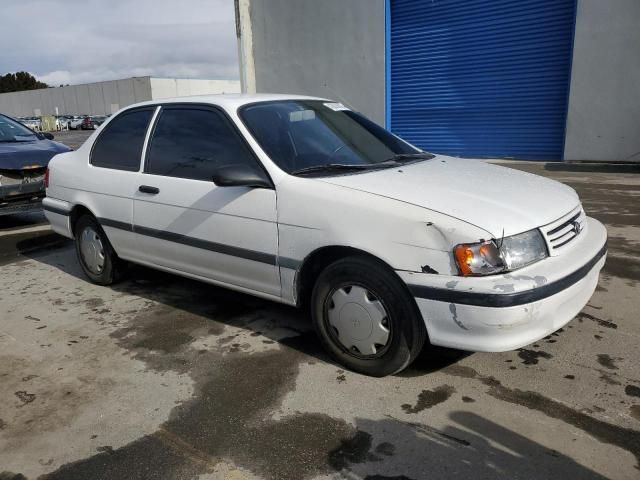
[132, 104, 280, 298]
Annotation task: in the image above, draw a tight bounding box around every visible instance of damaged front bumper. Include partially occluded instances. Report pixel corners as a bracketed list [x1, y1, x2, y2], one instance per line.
[397, 217, 607, 352]
[0, 181, 45, 216]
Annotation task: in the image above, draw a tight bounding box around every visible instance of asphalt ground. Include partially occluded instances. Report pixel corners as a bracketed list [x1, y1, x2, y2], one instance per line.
[49, 129, 93, 150]
[0, 132, 639, 480]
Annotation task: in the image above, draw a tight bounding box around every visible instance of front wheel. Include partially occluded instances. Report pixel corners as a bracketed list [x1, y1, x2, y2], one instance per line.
[74, 215, 126, 285]
[311, 256, 427, 377]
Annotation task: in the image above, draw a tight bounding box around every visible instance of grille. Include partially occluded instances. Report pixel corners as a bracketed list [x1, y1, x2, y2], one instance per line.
[542, 206, 586, 255]
[0, 168, 46, 186]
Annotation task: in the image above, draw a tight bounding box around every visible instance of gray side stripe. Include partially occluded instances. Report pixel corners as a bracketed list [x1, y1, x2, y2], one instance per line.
[134, 224, 277, 265]
[278, 256, 302, 270]
[98, 217, 134, 232]
[43, 205, 70, 216]
[98, 217, 285, 266]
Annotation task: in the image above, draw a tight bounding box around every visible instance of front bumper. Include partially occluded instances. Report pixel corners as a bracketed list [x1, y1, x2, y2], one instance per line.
[0, 182, 45, 216]
[397, 216, 607, 352]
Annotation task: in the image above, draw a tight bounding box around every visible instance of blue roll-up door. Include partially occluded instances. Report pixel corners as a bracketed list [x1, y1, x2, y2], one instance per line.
[388, 0, 576, 160]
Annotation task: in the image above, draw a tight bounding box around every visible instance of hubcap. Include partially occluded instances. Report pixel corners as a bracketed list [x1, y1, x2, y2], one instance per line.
[79, 226, 105, 274]
[326, 285, 391, 357]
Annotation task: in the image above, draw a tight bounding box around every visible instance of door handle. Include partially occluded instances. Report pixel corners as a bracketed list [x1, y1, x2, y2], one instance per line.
[139, 185, 159, 194]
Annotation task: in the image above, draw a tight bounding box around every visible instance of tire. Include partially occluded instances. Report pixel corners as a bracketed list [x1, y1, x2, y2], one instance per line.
[74, 214, 126, 285]
[311, 256, 427, 377]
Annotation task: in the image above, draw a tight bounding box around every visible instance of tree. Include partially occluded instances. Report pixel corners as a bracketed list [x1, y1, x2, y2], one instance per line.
[0, 72, 48, 93]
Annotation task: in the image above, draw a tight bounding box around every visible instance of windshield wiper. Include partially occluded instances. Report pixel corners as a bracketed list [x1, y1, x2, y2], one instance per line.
[291, 163, 394, 176]
[383, 152, 435, 163]
[291, 154, 434, 177]
[0, 136, 35, 143]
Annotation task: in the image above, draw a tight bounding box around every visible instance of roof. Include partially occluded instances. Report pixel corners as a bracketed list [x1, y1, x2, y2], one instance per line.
[129, 93, 331, 111]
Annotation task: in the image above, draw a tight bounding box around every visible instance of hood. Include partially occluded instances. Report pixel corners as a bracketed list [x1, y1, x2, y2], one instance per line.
[0, 139, 70, 170]
[319, 156, 580, 237]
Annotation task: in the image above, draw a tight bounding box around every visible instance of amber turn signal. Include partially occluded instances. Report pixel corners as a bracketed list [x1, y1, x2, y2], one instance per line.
[453, 240, 505, 276]
[454, 245, 474, 276]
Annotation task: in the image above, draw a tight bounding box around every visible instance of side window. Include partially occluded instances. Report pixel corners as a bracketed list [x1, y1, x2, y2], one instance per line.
[145, 107, 259, 181]
[90, 109, 153, 171]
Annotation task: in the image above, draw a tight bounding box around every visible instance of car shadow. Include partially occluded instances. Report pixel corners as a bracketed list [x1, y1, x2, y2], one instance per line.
[329, 413, 609, 479]
[0, 211, 47, 231]
[543, 162, 640, 174]
[24, 244, 472, 376]
[19, 248, 626, 478]
[0, 228, 69, 267]
[398, 345, 472, 377]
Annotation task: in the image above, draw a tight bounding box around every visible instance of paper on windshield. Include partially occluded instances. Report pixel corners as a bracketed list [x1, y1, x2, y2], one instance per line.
[323, 102, 350, 112]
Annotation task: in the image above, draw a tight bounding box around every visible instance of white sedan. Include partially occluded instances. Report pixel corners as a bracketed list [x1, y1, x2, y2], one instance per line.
[43, 94, 607, 376]
[66, 116, 85, 130]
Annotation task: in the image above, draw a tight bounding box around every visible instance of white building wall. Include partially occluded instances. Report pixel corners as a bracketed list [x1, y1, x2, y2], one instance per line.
[237, 0, 386, 126]
[0, 77, 241, 117]
[564, 0, 640, 161]
[49, 88, 64, 115]
[132, 77, 153, 104]
[0, 77, 153, 117]
[116, 78, 137, 111]
[101, 80, 119, 114]
[88, 82, 104, 115]
[61, 86, 79, 114]
[149, 78, 240, 100]
[75, 84, 93, 116]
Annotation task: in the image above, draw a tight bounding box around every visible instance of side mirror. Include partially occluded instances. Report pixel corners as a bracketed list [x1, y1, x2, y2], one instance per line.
[212, 164, 272, 189]
[42, 132, 54, 140]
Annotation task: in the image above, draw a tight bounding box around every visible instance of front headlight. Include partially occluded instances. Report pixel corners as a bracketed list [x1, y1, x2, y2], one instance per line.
[500, 229, 548, 270]
[454, 229, 548, 276]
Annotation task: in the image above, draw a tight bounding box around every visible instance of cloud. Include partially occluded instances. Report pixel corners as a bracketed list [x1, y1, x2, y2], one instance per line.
[1, 0, 239, 85]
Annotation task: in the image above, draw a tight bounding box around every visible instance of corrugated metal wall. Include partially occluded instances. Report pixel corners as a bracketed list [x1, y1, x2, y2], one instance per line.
[388, 0, 576, 160]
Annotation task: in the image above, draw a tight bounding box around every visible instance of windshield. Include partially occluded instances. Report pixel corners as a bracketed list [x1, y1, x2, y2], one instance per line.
[240, 100, 424, 175]
[0, 115, 38, 142]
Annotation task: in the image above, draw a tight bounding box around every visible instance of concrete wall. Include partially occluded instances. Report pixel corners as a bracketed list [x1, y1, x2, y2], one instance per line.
[244, 0, 386, 125]
[564, 0, 640, 161]
[149, 78, 240, 100]
[0, 77, 241, 118]
[0, 77, 153, 117]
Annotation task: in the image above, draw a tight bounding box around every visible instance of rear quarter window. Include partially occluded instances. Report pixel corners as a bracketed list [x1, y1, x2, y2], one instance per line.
[90, 108, 154, 171]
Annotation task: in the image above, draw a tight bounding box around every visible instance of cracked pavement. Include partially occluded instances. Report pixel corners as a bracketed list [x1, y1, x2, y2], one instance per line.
[1, 146, 639, 479]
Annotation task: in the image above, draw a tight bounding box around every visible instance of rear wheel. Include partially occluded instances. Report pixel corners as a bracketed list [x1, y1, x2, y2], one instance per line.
[311, 256, 427, 377]
[74, 215, 126, 285]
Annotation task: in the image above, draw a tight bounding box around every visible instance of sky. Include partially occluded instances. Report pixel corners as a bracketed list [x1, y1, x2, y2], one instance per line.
[2, 0, 239, 86]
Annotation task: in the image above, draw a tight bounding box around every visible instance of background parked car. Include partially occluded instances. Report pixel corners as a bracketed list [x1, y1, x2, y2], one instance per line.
[65, 115, 85, 130]
[81, 115, 107, 130]
[54, 116, 67, 131]
[19, 117, 41, 131]
[0, 113, 70, 216]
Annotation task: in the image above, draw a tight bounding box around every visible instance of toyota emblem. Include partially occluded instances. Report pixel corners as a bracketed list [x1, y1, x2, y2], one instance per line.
[572, 220, 582, 235]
